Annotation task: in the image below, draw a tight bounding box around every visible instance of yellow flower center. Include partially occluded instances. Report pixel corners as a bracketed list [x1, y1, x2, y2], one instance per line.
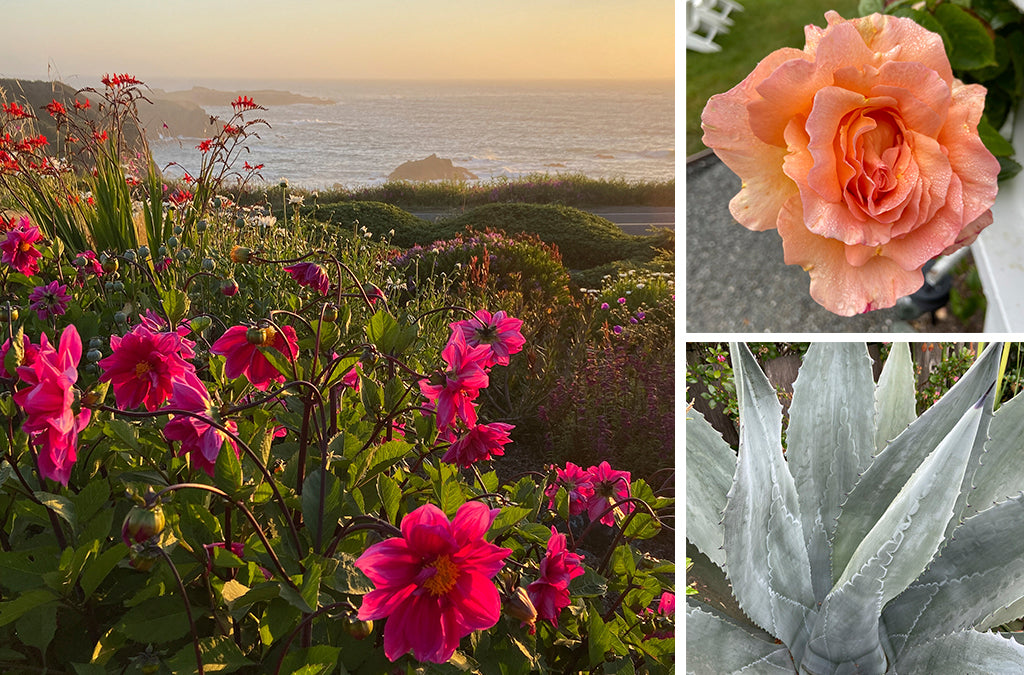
[18, 241, 32, 252]
[259, 327, 277, 347]
[422, 554, 460, 596]
[135, 361, 151, 378]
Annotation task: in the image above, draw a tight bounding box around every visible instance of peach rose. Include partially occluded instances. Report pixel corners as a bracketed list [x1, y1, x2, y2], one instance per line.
[701, 11, 1000, 316]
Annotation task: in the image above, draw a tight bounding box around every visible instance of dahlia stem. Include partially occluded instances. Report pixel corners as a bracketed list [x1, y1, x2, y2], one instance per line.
[272, 602, 348, 675]
[157, 546, 204, 675]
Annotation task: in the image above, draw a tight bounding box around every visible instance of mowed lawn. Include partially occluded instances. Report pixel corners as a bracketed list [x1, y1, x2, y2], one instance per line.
[685, 0, 861, 157]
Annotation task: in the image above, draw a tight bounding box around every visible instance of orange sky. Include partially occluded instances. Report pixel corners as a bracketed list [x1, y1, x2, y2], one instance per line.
[1, 1, 674, 83]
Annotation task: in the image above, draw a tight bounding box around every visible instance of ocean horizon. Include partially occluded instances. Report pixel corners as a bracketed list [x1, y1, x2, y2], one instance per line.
[144, 77, 675, 190]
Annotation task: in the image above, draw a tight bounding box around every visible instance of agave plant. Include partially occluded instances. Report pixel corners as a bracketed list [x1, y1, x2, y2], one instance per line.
[687, 342, 1024, 674]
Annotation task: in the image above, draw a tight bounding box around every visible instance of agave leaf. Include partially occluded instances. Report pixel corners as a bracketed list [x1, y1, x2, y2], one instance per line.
[965, 391, 1024, 519]
[686, 602, 796, 674]
[831, 343, 1001, 581]
[804, 391, 990, 671]
[874, 342, 916, 453]
[892, 629, 1024, 674]
[685, 407, 737, 570]
[884, 494, 1024, 652]
[786, 343, 876, 602]
[983, 595, 1024, 633]
[722, 343, 815, 656]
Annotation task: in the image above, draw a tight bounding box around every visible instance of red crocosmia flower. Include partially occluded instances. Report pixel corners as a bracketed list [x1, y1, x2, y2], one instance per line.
[1, 221, 44, 276]
[28, 280, 71, 321]
[231, 95, 260, 110]
[355, 501, 511, 663]
[210, 324, 299, 391]
[45, 99, 67, 117]
[419, 331, 490, 431]
[449, 310, 525, 368]
[162, 380, 240, 477]
[586, 461, 634, 527]
[544, 462, 595, 516]
[441, 422, 515, 468]
[167, 189, 192, 206]
[98, 324, 203, 412]
[12, 325, 90, 485]
[223, 124, 242, 135]
[195, 138, 213, 153]
[282, 262, 330, 295]
[101, 73, 141, 88]
[527, 527, 584, 628]
[2, 101, 34, 118]
[73, 98, 90, 110]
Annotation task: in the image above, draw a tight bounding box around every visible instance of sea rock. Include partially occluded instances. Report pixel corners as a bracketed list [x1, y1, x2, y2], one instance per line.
[388, 154, 477, 181]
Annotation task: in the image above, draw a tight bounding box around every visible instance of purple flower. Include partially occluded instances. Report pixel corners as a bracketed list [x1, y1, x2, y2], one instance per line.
[636, 311, 646, 320]
[28, 280, 71, 320]
[629, 317, 638, 325]
[613, 325, 623, 334]
[617, 297, 626, 304]
[600, 302, 609, 310]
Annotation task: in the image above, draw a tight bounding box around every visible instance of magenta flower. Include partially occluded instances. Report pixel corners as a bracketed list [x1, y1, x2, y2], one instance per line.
[28, 280, 71, 321]
[527, 527, 584, 627]
[441, 422, 515, 468]
[283, 262, 330, 295]
[612, 325, 623, 335]
[139, 309, 196, 359]
[449, 310, 526, 368]
[73, 250, 103, 285]
[1, 221, 44, 276]
[99, 324, 203, 411]
[1, 334, 38, 377]
[586, 461, 634, 526]
[12, 325, 90, 485]
[163, 380, 240, 476]
[355, 501, 511, 663]
[210, 324, 299, 391]
[544, 462, 595, 516]
[419, 331, 490, 431]
[341, 365, 361, 391]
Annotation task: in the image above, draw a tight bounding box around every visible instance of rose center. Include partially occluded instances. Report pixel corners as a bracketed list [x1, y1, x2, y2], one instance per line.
[422, 554, 460, 596]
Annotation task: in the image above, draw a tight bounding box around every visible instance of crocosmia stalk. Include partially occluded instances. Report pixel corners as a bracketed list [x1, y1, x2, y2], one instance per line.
[355, 501, 511, 663]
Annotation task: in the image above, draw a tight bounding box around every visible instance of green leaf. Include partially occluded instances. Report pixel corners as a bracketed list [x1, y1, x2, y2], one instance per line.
[377, 473, 401, 525]
[214, 442, 243, 495]
[587, 603, 614, 667]
[35, 491, 77, 533]
[4, 326, 24, 376]
[331, 552, 374, 595]
[161, 287, 190, 328]
[894, 629, 1024, 673]
[786, 343, 876, 602]
[0, 589, 57, 627]
[119, 595, 192, 643]
[491, 506, 531, 535]
[79, 543, 128, 599]
[15, 601, 57, 655]
[166, 635, 253, 674]
[934, 2, 997, 70]
[874, 341, 917, 453]
[301, 470, 343, 545]
[103, 418, 141, 452]
[277, 645, 341, 675]
[723, 342, 816, 656]
[571, 566, 608, 598]
[858, 0, 884, 14]
[256, 343, 294, 382]
[299, 558, 323, 611]
[833, 343, 1001, 579]
[622, 512, 661, 540]
[686, 603, 794, 673]
[365, 310, 417, 355]
[383, 375, 409, 413]
[979, 116, 1016, 157]
[359, 375, 383, 418]
[684, 408, 735, 570]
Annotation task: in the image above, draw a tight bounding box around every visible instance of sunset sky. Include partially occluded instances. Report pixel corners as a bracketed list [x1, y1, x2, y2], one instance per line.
[0, 0, 674, 85]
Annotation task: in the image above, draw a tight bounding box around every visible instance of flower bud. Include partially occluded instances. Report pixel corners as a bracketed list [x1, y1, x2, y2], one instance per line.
[321, 303, 338, 322]
[123, 249, 137, 263]
[113, 311, 127, 324]
[235, 216, 246, 228]
[197, 219, 208, 232]
[220, 279, 239, 296]
[201, 258, 216, 271]
[86, 348, 103, 363]
[102, 258, 119, 274]
[137, 245, 150, 258]
[246, 326, 273, 345]
[122, 504, 165, 546]
[230, 246, 251, 264]
[173, 225, 183, 236]
[503, 586, 538, 634]
[342, 615, 374, 640]
[167, 236, 179, 249]
[0, 305, 18, 322]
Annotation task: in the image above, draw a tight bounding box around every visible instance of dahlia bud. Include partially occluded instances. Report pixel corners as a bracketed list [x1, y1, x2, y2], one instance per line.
[321, 303, 338, 322]
[503, 586, 538, 634]
[246, 326, 267, 345]
[342, 615, 374, 640]
[101, 257, 119, 274]
[230, 246, 251, 264]
[121, 504, 165, 546]
[220, 279, 239, 296]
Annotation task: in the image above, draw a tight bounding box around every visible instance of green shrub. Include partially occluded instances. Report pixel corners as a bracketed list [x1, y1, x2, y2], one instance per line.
[431, 203, 656, 270]
[298, 200, 437, 248]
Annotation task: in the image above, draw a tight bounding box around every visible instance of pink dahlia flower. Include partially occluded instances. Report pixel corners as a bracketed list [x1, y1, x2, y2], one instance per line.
[163, 380, 240, 477]
[1, 221, 44, 276]
[419, 331, 490, 431]
[441, 422, 515, 468]
[98, 324, 203, 412]
[28, 280, 71, 321]
[701, 11, 1000, 315]
[544, 462, 595, 516]
[1, 334, 39, 377]
[12, 325, 90, 485]
[355, 501, 511, 663]
[449, 310, 525, 368]
[139, 309, 197, 359]
[210, 324, 299, 391]
[527, 527, 584, 627]
[283, 262, 330, 295]
[586, 461, 634, 527]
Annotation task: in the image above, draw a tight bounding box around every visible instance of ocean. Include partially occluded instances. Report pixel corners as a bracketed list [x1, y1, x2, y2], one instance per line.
[147, 79, 674, 190]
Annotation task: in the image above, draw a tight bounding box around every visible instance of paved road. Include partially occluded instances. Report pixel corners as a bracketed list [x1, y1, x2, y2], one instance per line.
[409, 206, 674, 237]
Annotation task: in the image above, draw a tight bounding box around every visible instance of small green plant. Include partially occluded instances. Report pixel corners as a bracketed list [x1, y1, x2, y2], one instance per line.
[687, 342, 1024, 673]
